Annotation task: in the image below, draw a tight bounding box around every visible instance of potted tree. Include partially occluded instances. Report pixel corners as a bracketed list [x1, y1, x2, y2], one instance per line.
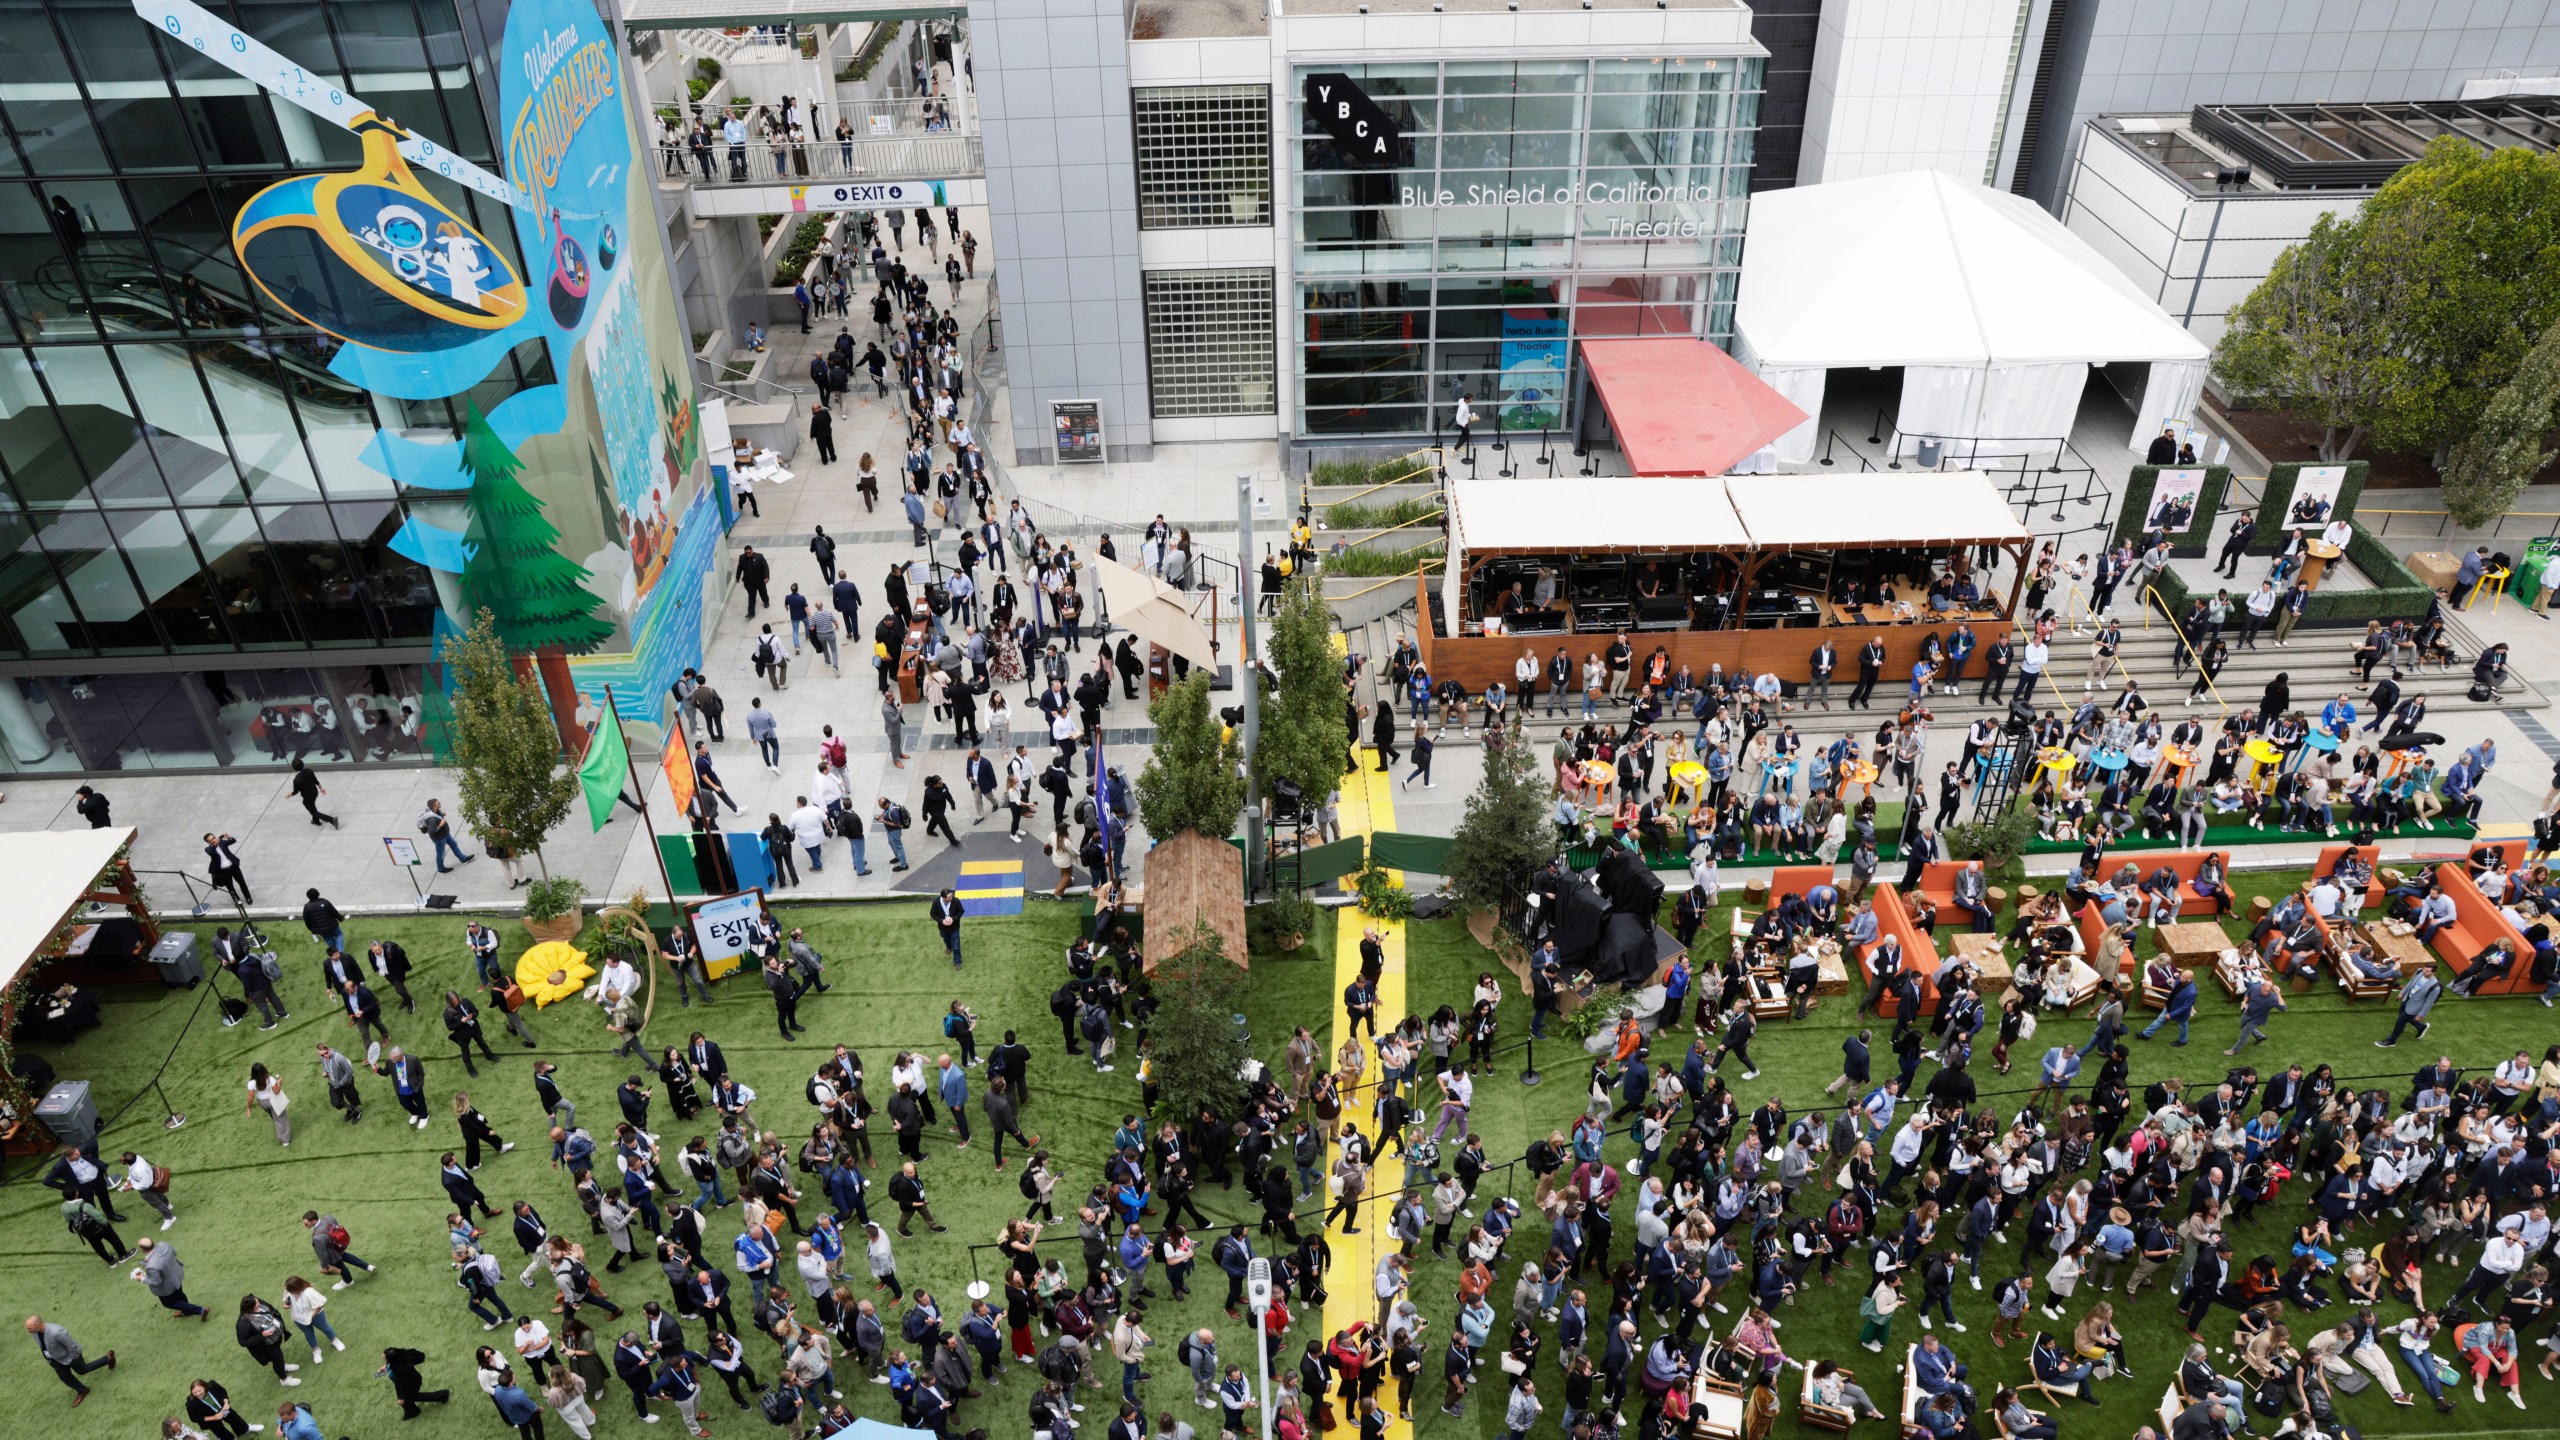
[522, 876, 587, 945]
[1260, 891, 1317, 952]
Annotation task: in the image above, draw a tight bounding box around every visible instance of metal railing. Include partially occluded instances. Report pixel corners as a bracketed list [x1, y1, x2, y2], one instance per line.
[654, 129, 982, 186]
[2139, 583, 2232, 717]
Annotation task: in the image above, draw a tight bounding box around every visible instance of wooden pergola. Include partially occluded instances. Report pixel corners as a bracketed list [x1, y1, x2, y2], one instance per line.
[1142, 830, 1249, 974]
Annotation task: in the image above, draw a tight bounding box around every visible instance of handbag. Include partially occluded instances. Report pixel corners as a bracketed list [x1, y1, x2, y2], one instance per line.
[1499, 1353, 1527, 1376]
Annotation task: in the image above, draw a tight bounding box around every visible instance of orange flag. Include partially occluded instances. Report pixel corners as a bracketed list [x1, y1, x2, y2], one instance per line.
[662, 736, 697, 816]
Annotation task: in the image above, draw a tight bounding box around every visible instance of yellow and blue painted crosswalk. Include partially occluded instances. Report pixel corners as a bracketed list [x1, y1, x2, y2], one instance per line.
[955, 856, 1025, 914]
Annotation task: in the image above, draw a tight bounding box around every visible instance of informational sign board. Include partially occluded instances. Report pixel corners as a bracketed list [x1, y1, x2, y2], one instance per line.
[687, 889, 765, 980]
[1052, 399, 1105, 463]
[2285, 465, 2350, 529]
[383, 837, 422, 867]
[2143, 468, 2208, 533]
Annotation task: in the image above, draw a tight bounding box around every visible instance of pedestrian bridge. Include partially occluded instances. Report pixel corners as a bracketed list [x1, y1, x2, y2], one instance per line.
[660, 135, 987, 217]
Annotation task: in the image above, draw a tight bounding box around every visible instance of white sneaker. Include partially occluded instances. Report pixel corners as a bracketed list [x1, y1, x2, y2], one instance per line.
[161, 1217, 176, 1230]
[1951, 1321, 1968, 1333]
[1970, 1276, 1982, 1291]
[330, 1281, 349, 1291]
[1920, 1316, 1933, 1331]
[312, 1349, 324, 1364]
[331, 1338, 345, 1352]
[485, 1321, 499, 1331]
[500, 1142, 515, 1154]
[281, 1378, 301, 1388]
[284, 1364, 301, 1373]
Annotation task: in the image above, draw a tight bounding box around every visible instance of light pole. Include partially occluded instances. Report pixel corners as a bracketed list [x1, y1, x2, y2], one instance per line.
[1238, 472, 1264, 897]
[1246, 1257, 1275, 1440]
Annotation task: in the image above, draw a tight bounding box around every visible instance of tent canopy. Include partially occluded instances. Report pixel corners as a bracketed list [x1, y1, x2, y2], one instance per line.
[1582, 338, 1809, 477]
[1450, 471, 2029, 558]
[1448, 476, 1749, 555]
[1721, 473, 2034, 550]
[1734, 169, 2210, 462]
[0, 826, 138, 993]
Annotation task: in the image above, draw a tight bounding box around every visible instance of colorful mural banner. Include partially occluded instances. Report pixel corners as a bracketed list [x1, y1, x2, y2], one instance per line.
[139, 0, 711, 738]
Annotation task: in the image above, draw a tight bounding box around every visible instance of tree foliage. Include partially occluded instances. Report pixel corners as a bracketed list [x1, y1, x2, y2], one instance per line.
[1137, 671, 1247, 842]
[1443, 726, 1552, 923]
[2215, 137, 2560, 466]
[1145, 924, 1250, 1124]
[2441, 315, 2560, 528]
[1253, 575, 1348, 811]
[444, 609, 580, 876]
[2212, 213, 2404, 463]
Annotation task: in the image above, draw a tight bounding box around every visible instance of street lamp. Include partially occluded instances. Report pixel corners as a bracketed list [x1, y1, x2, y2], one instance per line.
[1246, 1257, 1275, 1440]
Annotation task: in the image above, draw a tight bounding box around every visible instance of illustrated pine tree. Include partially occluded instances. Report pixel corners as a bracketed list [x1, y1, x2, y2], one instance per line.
[458, 401, 617, 653]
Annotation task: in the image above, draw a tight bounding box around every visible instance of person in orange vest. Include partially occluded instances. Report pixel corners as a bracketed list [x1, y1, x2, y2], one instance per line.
[1612, 1013, 1644, 1063]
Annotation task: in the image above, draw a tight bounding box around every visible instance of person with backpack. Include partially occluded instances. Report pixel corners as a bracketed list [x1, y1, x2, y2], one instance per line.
[303, 1210, 374, 1288]
[876, 798, 912, 871]
[1078, 995, 1115, 1073]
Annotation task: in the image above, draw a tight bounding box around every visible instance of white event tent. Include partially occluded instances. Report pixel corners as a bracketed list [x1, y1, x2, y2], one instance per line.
[1734, 169, 2211, 467]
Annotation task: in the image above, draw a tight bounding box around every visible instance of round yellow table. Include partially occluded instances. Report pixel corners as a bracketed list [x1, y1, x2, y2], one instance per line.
[1667, 761, 1708, 807]
[2162, 744, 2198, 785]
[2243, 737, 2284, 791]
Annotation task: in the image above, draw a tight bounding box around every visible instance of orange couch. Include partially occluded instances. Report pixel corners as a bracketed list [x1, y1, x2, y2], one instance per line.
[2313, 844, 2383, 913]
[1858, 885, 1944, 1018]
[2424, 863, 2535, 996]
[1767, 866, 1840, 904]
[2112, 851, 2234, 918]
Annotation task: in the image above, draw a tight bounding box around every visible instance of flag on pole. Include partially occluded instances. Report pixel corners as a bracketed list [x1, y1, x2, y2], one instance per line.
[662, 736, 698, 818]
[1090, 730, 1114, 877]
[578, 695, 629, 832]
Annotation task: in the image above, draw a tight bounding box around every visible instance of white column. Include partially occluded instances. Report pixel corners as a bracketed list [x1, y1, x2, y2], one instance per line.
[947, 25, 971, 134]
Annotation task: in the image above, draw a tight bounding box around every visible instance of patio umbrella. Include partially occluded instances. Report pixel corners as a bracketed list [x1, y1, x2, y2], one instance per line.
[1088, 558, 1219, 670]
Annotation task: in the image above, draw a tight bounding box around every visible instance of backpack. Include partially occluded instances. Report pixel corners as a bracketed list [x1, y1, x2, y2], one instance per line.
[1019, 1166, 1041, 1201]
[327, 1221, 352, 1250]
[1036, 1343, 1077, 1386]
[1176, 1335, 1197, 1367]
[758, 1386, 795, 1426]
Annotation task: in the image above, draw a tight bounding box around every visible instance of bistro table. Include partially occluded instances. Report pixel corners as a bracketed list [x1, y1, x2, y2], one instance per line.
[2300, 537, 2343, 591]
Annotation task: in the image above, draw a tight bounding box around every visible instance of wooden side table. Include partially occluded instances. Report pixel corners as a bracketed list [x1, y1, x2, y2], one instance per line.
[1986, 887, 2009, 913]
[2248, 896, 2273, 925]
[1744, 879, 1770, 907]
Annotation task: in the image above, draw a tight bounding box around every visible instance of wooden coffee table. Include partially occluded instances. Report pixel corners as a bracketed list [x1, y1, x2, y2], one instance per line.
[2158, 922, 2230, 969]
[2358, 921, 2435, 978]
[1951, 932, 2012, 993]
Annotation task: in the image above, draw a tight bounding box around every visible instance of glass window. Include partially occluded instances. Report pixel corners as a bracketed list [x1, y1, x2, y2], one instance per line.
[189, 505, 300, 648]
[28, 501, 156, 653]
[0, 507, 61, 655]
[1142, 268, 1276, 418]
[124, 177, 270, 336]
[1135, 86, 1271, 230]
[253, 503, 367, 644]
[162, 22, 291, 172]
[106, 504, 230, 649]
[332, 498, 437, 638]
[0, 0, 108, 175]
[57, 3, 195, 173]
[0, 180, 182, 338]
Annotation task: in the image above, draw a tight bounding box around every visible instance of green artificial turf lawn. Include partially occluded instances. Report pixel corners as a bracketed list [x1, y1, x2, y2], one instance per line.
[5, 879, 2555, 1440]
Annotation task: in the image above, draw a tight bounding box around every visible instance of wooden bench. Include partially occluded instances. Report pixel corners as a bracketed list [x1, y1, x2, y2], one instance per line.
[2313, 843, 2383, 913]
[1899, 1344, 1925, 1440]
[2157, 1385, 2182, 1435]
[2328, 911, 2397, 1002]
[1799, 1364, 1855, 1432]
[2424, 862, 2536, 995]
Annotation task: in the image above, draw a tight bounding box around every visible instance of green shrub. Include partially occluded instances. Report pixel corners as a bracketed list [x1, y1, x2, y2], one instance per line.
[1311, 457, 1388, 486]
[1321, 497, 1439, 530]
[1943, 803, 2039, 882]
[695, 57, 722, 80]
[772, 214, 829, 285]
[1324, 544, 1443, 578]
[1354, 861, 1414, 921]
[839, 20, 897, 82]
[523, 876, 586, 925]
[686, 76, 712, 102]
[1258, 892, 1318, 942]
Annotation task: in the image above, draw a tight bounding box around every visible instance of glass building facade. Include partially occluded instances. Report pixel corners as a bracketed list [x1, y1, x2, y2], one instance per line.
[1292, 57, 1762, 439]
[0, 0, 546, 773]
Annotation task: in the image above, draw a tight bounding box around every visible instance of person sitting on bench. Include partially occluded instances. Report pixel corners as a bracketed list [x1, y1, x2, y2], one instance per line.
[2448, 939, 2517, 996]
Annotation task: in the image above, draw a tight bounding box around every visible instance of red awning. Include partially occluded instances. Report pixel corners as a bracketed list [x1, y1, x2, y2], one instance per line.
[1582, 337, 1809, 477]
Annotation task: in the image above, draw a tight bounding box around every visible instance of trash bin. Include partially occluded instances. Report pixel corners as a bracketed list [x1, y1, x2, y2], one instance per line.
[1916, 437, 1945, 468]
[148, 931, 203, 988]
[35, 1079, 97, 1150]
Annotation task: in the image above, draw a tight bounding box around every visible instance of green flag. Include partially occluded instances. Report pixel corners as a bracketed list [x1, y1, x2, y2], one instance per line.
[578, 701, 628, 832]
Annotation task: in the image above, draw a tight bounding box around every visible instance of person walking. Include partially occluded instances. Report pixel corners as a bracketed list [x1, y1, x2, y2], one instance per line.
[316, 1043, 364, 1123]
[736, 546, 772, 617]
[289, 759, 338, 828]
[1402, 728, 1435, 789]
[234, 1295, 300, 1386]
[383, 1347, 453, 1421]
[420, 799, 475, 872]
[27, 1314, 114, 1405]
[303, 1211, 376, 1288]
[246, 1063, 292, 1147]
[2225, 976, 2284, 1056]
[810, 404, 837, 465]
[133, 1235, 207, 1318]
